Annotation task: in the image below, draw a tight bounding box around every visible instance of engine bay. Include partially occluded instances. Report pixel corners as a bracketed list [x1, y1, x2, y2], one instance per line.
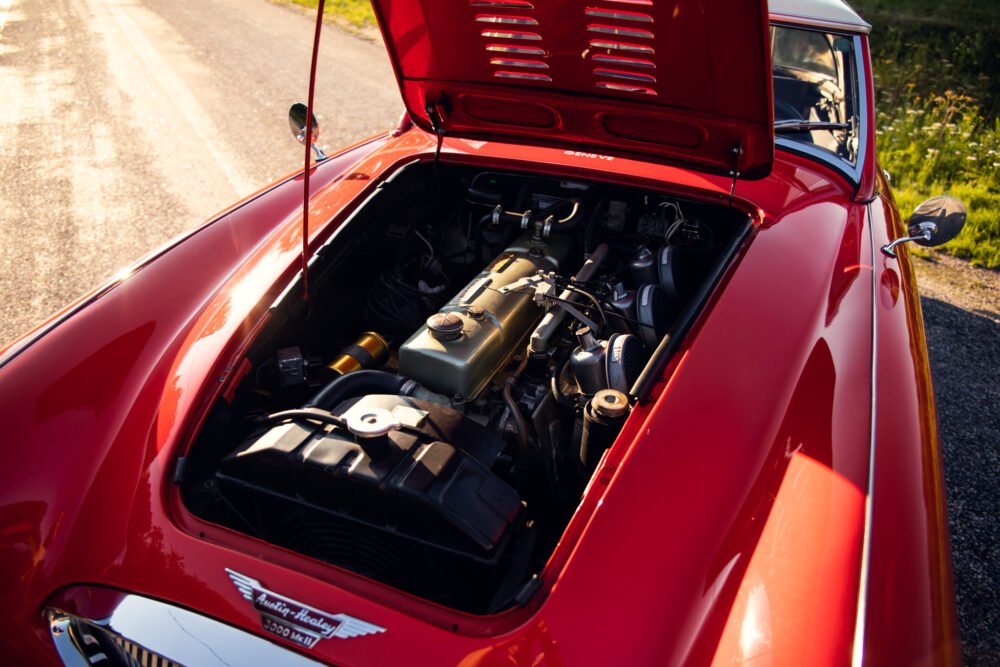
[180, 162, 750, 614]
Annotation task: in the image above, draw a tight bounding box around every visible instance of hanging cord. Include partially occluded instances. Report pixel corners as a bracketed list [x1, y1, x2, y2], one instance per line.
[300, 0, 327, 300]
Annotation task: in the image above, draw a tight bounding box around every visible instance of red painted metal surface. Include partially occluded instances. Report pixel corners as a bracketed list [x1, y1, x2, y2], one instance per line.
[0, 39, 958, 667]
[859, 170, 961, 665]
[371, 0, 774, 178]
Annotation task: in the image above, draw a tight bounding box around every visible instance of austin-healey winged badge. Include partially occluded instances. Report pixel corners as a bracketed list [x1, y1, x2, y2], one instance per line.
[226, 569, 385, 649]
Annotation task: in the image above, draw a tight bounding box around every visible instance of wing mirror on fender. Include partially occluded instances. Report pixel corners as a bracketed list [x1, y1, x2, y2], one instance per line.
[288, 102, 327, 161]
[882, 196, 967, 258]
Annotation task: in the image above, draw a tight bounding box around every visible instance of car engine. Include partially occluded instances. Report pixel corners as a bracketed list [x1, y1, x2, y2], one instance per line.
[181, 163, 749, 614]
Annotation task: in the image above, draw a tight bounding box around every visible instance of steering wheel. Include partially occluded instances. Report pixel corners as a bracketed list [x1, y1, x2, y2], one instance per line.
[775, 98, 805, 122]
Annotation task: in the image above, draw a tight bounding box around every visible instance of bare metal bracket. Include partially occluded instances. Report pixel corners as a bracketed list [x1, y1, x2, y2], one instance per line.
[880, 223, 934, 258]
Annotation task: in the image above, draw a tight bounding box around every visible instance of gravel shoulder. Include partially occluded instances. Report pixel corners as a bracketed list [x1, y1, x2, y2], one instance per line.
[913, 251, 1000, 666]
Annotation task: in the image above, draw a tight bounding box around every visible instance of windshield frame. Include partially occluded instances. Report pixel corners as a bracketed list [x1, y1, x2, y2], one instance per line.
[770, 24, 869, 186]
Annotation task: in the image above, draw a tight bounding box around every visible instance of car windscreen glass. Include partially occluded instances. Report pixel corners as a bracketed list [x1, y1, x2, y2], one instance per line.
[771, 25, 860, 168]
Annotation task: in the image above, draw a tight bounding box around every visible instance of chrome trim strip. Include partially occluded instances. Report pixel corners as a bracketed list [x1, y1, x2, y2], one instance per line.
[593, 68, 656, 83]
[495, 71, 552, 81]
[591, 53, 655, 68]
[490, 58, 549, 68]
[595, 81, 655, 94]
[769, 12, 871, 34]
[586, 25, 654, 39]
[470, 0, 534, 7]
[475, 15, 538, 25]
[48, 616, 91, 667]
[49, 596, 325, 667]
[486, 44, 545, 55]
[584, 9, 653, 23]
[480, 30, 542, 40]
[851, 196, 880, 667]
[589, 39, 654, 54]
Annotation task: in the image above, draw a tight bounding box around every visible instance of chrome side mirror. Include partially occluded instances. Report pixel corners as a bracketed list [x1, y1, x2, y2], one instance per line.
[881, 195, 967, 258]
[288, 103, 327, 161]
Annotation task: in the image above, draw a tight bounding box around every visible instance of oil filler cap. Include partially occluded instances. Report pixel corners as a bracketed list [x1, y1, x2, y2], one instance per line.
[592, 389, 629, 420]
[427, 313, 464, 341]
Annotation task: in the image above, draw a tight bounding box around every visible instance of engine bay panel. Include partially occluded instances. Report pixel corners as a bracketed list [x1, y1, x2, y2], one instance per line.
[180, 163, 751, 614]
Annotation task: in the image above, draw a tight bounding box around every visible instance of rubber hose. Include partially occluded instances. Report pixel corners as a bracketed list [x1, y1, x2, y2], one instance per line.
[305, 369, 416, 410]
[544, 198, 584, 232]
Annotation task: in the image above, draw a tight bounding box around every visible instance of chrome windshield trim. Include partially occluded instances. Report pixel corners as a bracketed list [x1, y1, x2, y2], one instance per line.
[48, 596, 324, 667]
[773, 33, 868, 187]
[769, 12, 871, 34]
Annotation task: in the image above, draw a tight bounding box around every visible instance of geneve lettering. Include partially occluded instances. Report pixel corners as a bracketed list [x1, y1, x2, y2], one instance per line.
[564, 151, 614, 160]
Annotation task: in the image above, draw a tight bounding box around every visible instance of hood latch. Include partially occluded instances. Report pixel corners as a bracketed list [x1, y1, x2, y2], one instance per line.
[727, 142, 743, 206]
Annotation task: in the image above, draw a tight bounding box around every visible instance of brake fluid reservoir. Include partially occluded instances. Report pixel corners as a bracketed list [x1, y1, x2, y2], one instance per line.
[399, 232, 572, 398]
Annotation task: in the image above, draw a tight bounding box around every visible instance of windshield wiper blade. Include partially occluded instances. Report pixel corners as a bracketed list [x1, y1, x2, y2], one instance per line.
[774, 120, 850, 134]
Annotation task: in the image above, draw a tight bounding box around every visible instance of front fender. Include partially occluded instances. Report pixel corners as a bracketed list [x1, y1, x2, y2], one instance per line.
[0, 136, 387, 663]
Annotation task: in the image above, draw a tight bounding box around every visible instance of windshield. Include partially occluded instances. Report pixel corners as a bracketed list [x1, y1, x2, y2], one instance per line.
[771, 25, 861, 170]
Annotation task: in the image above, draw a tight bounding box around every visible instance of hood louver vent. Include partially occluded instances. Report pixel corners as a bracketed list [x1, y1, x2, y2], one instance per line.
[475, 0, 661, 96]
[378, 0, 774, 177]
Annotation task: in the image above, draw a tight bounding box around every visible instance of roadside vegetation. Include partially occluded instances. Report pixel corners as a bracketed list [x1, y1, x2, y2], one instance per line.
[292, 0, 1000, 267]
[855, 0, 1000, 268]
[286, 0, 375, 30]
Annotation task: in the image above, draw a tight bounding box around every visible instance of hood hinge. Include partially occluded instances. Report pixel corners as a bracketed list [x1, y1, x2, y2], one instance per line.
[426, 101, 447, 163]
[727, 142, 744, 206]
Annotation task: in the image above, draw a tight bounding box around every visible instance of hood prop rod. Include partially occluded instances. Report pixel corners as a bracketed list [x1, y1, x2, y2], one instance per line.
[426, 102, 446, 163]
[300, 0, 327, 301]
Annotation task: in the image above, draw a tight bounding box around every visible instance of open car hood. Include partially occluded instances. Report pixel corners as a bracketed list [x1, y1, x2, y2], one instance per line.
[372, 0, 774, 179]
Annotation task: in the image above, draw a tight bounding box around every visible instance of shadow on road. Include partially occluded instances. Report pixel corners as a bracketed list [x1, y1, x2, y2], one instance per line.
[921, 296, 999, 666]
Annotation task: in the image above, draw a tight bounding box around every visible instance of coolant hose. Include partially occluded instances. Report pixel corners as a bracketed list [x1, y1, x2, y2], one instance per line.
[478, 198, 582, 232]
[305, 369, 417, 410]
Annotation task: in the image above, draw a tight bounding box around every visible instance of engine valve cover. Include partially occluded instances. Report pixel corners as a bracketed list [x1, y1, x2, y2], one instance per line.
[399, 233, 572, 398]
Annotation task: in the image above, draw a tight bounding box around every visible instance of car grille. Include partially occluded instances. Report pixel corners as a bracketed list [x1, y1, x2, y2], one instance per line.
[47, 592, 325, 667]
[55, 615, 182, 667]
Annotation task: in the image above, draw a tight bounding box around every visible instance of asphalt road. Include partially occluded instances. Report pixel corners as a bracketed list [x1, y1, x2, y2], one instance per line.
[0, 0, 400, 345]
[0, 0, 996, 662]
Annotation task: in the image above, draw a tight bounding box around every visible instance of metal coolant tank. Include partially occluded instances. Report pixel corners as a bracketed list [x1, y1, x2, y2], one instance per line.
[399, 233, 572, 398]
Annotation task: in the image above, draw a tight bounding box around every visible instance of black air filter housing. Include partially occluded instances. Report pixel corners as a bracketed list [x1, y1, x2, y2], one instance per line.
[217, 395, 521, 559]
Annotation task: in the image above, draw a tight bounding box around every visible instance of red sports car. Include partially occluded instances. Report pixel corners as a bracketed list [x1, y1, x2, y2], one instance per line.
[0, 0, 964, 664]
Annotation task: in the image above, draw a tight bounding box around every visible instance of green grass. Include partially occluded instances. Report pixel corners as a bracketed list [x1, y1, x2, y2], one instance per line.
[894, 185, 1000, 269]
[285, 0, 375, 30]
[877, 91, 1000, 269]
[853, 0, 1000, 268]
